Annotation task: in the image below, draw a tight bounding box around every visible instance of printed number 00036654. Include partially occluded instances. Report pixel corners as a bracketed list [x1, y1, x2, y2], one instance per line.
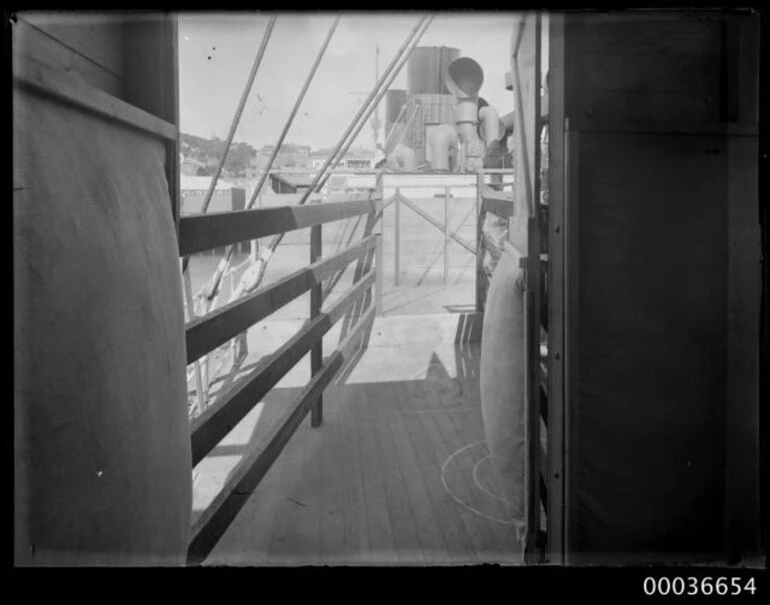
[643, 577, 757, 597]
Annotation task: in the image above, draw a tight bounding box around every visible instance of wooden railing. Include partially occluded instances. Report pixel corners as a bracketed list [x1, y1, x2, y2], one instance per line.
[182, 190, 383, 564]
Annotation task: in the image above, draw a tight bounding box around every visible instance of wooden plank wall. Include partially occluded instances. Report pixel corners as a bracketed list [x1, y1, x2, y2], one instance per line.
[13, 13, 184, 565]
[573, 12, 724, 123]
[14, 12, 180, 226]
[16, 13, 125, 97]
[560, 10, 761, 564]
[723, 11, 761, 566]
[122, 14, 180, 228]
[545, 11, 567, 566]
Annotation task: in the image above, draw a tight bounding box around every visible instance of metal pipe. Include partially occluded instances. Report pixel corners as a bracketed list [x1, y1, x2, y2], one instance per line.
[446, 56, 485, 172]
[500, 110, 515, 133]
[320, 101, 422, 300]
[444, 186, 450, 285]
[244, 16, 432, 294]
[199, 16, 276, 216]
[383, 102, 407, 153]
[375, 233, 383, 314]
[197, 17, 339, 308]
[427, 124, 458, 171]
[475, 170, 485, 313]
[479, 105, 503, 145]
[246, 17, 340, 213]
[181, 15, 276, 276]
[383, 102, 421, 169]
[394, 187, 401, 286]
[314, 17, 432, 194]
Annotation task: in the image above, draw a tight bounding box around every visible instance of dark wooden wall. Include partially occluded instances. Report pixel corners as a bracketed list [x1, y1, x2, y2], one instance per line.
[14, 12, 180, 226]
[558, 10, 761, 564]
[15, 13, 125, 97]
[13, 12, 188, 566]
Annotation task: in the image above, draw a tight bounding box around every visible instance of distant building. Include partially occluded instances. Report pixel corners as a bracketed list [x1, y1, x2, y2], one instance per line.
[180, 155, 209, 177]
[269, 173, 313, 194]
[180, 175, 236, 214]
[309, 148, 333, 170]
[309, 146, 374, 171]
[256, 143, 311, 171]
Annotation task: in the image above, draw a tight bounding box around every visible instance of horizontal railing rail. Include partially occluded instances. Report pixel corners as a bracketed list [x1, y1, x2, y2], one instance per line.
[183, 185, 383, 564]
[190, 269, 376, 466]
[481, 187, 515, 219]
[396, 192, 476, 255]
[185, 234, 377, 364]
[187, 303, 376, 564]
[179, 194, 381, 256]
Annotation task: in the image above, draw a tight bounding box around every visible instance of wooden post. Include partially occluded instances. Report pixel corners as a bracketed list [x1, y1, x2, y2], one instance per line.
[394, 186, 401, 287]
[546, 12, 566, 565]
[523, 11, 544, 565]
[444, 186, 450, 285]
[310, 223, 323, 427]
[375, 232, 384, 315]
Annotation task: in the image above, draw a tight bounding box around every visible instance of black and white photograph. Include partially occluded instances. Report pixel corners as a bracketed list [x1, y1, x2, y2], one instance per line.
[10, 6, 766, 596]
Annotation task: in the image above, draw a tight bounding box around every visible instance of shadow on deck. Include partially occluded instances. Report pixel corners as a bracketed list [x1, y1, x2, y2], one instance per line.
[192, 313, 523, 566]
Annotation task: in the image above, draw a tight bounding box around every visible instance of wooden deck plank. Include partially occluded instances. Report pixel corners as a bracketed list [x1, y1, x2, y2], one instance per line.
[416, 409, 495, 562]
[369, 383, 426, 564]
[444, 347, 523, 563]
[355, 388, 399, 564]
[241, 432, 291, 565]
[317, 392, 346, 564]
[441, 403, 523, 564]
[200, 389, 294, 565]
[202, 436, 284, 565]
[265, 394, 322, 564]
[197, 322, 506, 566]
[400, 344, 521, 563]
[338, 385, 371, 564]
[386, 407, 451, 563]
[399, 384, 479, 563]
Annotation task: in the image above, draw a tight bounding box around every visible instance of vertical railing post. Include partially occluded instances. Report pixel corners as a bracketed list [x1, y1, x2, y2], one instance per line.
[250, 189, 262, 262]
[310, 223, 323, 428]
[374, 178, 384, 316]
[183, 268, 206, 416]
[444, 186, 450, 285]
[476, 171, 485, 314]
[375, 232, 384, 315]
[394, 186, 401, 287]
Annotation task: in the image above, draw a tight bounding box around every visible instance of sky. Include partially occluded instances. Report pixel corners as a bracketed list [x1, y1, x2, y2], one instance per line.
[178, 12, 519, 151]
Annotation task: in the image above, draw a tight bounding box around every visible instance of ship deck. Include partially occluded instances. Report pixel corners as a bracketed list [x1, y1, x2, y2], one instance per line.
[191, 312, 524, 566]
